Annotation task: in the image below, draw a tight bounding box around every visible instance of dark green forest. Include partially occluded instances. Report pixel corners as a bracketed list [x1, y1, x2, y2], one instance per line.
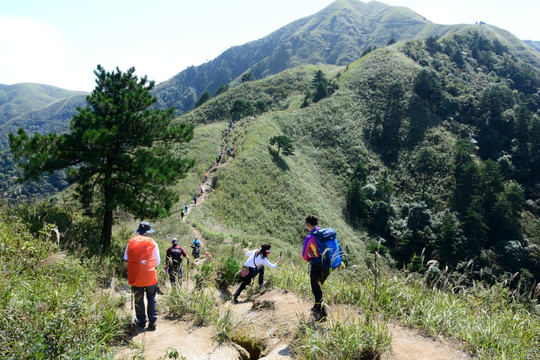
[342, 31, 540, 286]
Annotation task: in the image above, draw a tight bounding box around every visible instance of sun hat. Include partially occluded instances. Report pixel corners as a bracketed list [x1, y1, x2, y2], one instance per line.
[172, 238, 178, 244]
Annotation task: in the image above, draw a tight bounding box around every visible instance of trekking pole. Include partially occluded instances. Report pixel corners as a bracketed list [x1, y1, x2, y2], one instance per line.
[130, 287, 134, 332]
[186, 259, 190, 289]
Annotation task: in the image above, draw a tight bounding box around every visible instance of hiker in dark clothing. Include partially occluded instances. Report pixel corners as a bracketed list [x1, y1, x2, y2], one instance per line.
[232, 243, 281, 303]
[302, 214, 330, 320]
[191, 236, 201, 259]
[165, 238, 189, 284]
[193, 196, 197, 205]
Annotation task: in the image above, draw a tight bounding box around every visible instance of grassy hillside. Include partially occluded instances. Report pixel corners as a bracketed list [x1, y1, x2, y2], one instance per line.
[160, 25, 540, 288]
[2, 4, 540, 358]
[153, 0, 436, 113]
[0, 83, 86, 128]
[0, 205, 124, 359]
[0, 94, 87, 148]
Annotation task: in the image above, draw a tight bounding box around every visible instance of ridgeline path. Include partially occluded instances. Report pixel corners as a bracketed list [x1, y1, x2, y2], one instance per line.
[114, 117, 473, 360]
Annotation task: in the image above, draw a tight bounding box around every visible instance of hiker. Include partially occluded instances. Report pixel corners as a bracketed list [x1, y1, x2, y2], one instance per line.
[204, 172, 208, 181]
[302, 214, 329, 319]
[228, 126, 231, 134]
[200, 184, 204, 194]
[232, 243, 282, 304]
[124, 221, 160, 329]
[165, 238, 189, 284]
[191, 236, 201, 259]
[184, 204, 189, 214]
[193, 195, 197, 205]
[180, 210, 185, 220]
[227, 148, 231, 156]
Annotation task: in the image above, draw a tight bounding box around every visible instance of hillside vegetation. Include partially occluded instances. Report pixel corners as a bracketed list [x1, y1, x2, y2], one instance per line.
[174, 27, 540, 287]
[3, 1, 540, 359]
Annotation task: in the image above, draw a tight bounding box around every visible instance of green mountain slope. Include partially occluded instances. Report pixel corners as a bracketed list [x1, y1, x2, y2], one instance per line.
[0, 94, 87, 148]
[0, 83, 86, 127]
[525, 39, 540, 54]
[153, 0, 540, 115]
[153, 0, 439, 113]
[171, 26, 540, 286]
[4, 0, 539, 148]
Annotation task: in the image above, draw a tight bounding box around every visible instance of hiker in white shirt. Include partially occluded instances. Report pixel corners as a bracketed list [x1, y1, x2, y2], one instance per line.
[232, 243, 281, 303]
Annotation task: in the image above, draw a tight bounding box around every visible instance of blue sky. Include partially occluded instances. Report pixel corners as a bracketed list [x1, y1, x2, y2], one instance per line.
[1, 0, 538, 92]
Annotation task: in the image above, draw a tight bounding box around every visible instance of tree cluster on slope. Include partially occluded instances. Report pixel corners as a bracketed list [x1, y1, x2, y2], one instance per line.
[348, 32, 540, 287]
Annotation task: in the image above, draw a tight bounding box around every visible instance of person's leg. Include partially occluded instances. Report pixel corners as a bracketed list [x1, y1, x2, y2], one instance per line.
[258, 267, 265, 287]
[146, 284, 158, 327]
[311, 265, 330, 318]
[133, 286, 146, 325]
[233, 270, 255, 301]
[233, 277, 249, 301]
[310, 265, 324, 312]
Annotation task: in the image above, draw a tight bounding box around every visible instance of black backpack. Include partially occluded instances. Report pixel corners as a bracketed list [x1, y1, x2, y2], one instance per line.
[169, 247, 184, 267]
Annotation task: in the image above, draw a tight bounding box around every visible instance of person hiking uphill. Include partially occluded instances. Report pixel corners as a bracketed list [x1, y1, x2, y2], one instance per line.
[124, 221, 161, 329]
[232, 243, 282, 304]
[191, 236, 201, 259]
[165, 238, 190, 284]
[302, 214, 330, 320]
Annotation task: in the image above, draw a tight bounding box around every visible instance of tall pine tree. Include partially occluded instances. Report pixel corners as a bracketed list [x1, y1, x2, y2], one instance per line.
[9, 65, 194, 252]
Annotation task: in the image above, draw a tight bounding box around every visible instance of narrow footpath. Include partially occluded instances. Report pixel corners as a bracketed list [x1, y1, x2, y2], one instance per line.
[115, 117, 472, 360]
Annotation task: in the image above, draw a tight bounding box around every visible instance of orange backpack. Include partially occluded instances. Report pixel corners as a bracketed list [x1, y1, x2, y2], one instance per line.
[127, 235, 157, 287]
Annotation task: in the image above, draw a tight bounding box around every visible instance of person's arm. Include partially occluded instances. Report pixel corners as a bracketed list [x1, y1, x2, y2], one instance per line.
[182, 248, 190, 260]
[302, 234, 317, 261]
[154, 243, 161, 267]
[263, 256, 279, 269]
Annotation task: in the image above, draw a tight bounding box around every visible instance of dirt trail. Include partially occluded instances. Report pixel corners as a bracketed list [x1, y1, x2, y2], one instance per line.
[183, 118, 246, 222]
[115, 117, 472, 359]
[115, 289, 471, 360]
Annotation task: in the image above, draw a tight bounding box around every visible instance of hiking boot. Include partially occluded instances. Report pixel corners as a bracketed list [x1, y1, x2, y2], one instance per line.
[147, 321, 157, 329]
[232, 297, 239, 304]
[134, 320, 146, 328]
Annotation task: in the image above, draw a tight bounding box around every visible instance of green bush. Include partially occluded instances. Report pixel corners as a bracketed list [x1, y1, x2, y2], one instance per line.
[291, 316, 391, 359]
[0, 207, 124, 359]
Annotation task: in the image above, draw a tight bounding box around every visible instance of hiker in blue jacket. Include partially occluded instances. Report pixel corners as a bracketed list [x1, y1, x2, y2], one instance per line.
[232, 243, 281, 303]
[302, 214, 330, 320]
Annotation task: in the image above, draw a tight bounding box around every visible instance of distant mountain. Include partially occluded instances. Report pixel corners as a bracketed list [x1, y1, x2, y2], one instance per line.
[0, 94, 87, 148]
[153, 0, 540, 114]
[154, 0, 436, 112]
[0, 83, 87, 148]
[4, 0, 539, 136]
[525, 40, 540, 54]
[0, 84, 86, 201]
[2, 0, 540, 205]
[0, 83, 86, 126]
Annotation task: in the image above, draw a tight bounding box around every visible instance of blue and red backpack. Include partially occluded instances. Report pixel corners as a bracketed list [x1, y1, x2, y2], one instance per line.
[310, 227, 343, 269]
